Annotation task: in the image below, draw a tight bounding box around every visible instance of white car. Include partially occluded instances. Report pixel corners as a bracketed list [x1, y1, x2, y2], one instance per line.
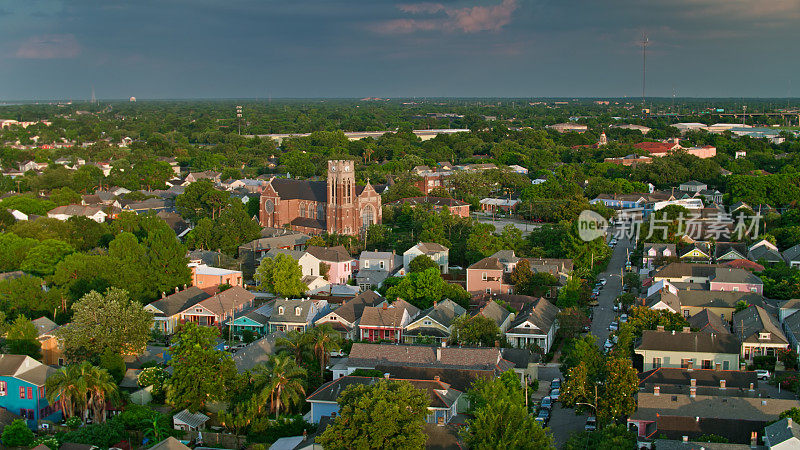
[755, 369, 770, 380]
[609, 322, 619, 331]
[598, 278, 607, 286]
[620, 314, 628, 323]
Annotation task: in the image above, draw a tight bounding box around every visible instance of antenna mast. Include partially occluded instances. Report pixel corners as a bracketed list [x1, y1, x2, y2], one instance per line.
[641, 32, 648, 115]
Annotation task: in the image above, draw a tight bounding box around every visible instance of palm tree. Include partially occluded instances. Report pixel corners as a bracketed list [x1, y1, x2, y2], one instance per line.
[308, 324, 342, 375]
[45, 365, 87, 420]
[82, 363, 119, 423]
[276, 330, 311, 364]
[263, 354, 306, 419]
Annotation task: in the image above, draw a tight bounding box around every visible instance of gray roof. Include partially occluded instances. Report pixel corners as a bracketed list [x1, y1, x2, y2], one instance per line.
[409, 299, 466, 329]
[325, 290, 384, 324]
[359, 251, 395, 261]
[749, 245, 784, 263]
[644, 289, 681, 312]
[710, 267, 762, 285]
[508, 297, 559, 334]
[636, 330, 740, 354]
[0, 355, 54, 386]
[306, 245, 352, 263]
[270, 298, 316, 324]
[346, 343, 511, 371]
[688, 309, 730, 334]
[784, 244, 800, 263]
[632, 391, 800, 422]
[473, 300, 511, 327]
[173, 409, 210, 428]
[146, 287, 211, 317]
[31, 316, 59, 336]
[714, 242, 748, 260]
[764, 418, 800, 447]
[232, 332, 283, 372]
[678, 291, 765, 310]
[239, 232, 310, 252]
[265, 248, 307, 261]
[414, 242, 449, 254]
[149, 437, 191, 450]
[306, 376, 461, 409]
[268, 178, 327, 202]
[733, 305, 788, 345]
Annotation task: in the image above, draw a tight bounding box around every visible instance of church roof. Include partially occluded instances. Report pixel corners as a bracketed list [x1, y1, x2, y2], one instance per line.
[269, 178, 327, 202]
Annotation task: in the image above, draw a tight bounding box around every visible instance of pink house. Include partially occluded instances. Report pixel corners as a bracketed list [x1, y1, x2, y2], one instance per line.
[466, 258, 507, 294]
[685, 145, 717, 159]
[709, 268, 763, 295]
[306, 246, 356, 285]
[466, 251, 573, 294]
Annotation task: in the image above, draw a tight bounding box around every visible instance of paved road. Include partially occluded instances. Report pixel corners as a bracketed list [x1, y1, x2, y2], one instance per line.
[590, 236, 635, 349]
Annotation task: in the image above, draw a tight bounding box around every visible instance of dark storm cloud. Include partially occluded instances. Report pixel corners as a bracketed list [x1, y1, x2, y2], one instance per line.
[0, 0, 798, 99]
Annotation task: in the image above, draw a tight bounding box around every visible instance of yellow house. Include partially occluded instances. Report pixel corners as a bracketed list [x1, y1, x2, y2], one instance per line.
[404, 299, 466, 344]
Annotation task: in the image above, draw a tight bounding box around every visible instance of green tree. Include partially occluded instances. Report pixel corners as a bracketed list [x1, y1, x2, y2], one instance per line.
[255, 254, 308, 297]
[308, 324, 342, 375]
[407, 254, 439, 273]
[449, 314, 500, 347]
[318, 379, 430, 450]
[462, 371, 553, 449]
[258, 354, 307, 418]
[167, 323, 236, 411]
[1, 419, 34, 447]
[385, 267, 445, 309]
[563, 424, 636, 450]
[0, 232, 38, 271]
[58, 288, 153, 360]
[276, 330, 312, 365]
[50, 187, 81, 206]
[20, 238, 74, 276]
[99, 349, 126, 384]
[143, 226, 192, 301]
[6, 316, 41, 358]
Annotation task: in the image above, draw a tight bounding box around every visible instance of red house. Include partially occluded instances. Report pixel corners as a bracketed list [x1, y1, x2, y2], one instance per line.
[358, 300, 419, 343]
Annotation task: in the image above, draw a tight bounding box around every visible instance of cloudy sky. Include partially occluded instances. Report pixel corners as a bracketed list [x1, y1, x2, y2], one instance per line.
[1, 0, 799, 100]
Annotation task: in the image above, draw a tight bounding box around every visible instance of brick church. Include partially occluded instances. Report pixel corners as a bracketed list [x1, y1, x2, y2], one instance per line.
[259, 160, 382, 236]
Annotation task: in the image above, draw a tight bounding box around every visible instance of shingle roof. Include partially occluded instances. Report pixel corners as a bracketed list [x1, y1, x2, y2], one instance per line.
[359, 299, 419, 328]
[290, 216, 327, 230]
[149, 437, 191, 450]
[632, 392, 800, 422]
[346, 343, 508, 371]
[636, 330, 740, 354]
[639, 367, 756, 389]
[0, 355, 54, 386]
[765, 418, 800, 447]
[508, 298, 559, 334]
[196, 286, 254, 317]
[306, 376, 461, 409]
[270, 298, 316, 323]
[749, 245, 784, 263]
[146, 287, 211, 317]
[678, 291, 765, 309]
[733, 305, 788, 345]
[473, 300, 511, 327]
[688, 309, 730, 334]
[714, 242, 748, 260]
[31, 316, 59, 336]
[325, 290, 385, 324]
[239, 232, 310, 252]
[723, 259, 765, 272]
[415, 242, 449, 254]
[306, 245, 352, 263]
[654, 263, 723, 279]
[48, 204, 106, 217]
[410, 299, 466, 329]
[468, 257, 503, 270]
[784, 244, 800, 263]
[268, 178, 327, 202]
[710, 267, 762, 285]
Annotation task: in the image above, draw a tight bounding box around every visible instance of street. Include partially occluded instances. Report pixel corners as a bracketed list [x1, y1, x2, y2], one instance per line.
[590, 236, 634, 349]
[472, 213, 541, 235]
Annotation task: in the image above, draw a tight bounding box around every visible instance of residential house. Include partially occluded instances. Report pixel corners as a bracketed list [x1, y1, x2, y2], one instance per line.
[479, 198, 519, 214]
[356, 250, 401, 289]
[306, 376, 462, 425]
[634, 328, 741, 371]
[314, 290, 386, 339]
[403, 242, 449, 275]
[504, 298, 559, 352]
[263, 248, 323, 278]
[679, 242, 712, 263]
[749, 240, 784, 265]
[466, 250, 572, 295]
[224, 307, 270, 339]
[783, 244, 800, 268]
[778, 298, 800, 322]
[733, 305, 788, 361]
[18, 161, 48, 172]
[157, 211, 191, 238]
[679, 180, 708, 193]
[629, 389, 799, 444]
[403, 299, 466, 344]
[269, 298, 328, 333]
[472, 300, 515, 333]
[178, 286, 255, 328]
[31, 317, 64, 366]
[358, 300, 420, 343]
[144, 287, 212, 335]
[642, 243, 677, 270]
[47, 204, 114, 222]
[184, 170, 221, 184]
[697, 188, 723, 204]
[238, 229, 310, 278]
[633, 141, 683, 157]
[0, 355, 61, 428]
[688, 309, 730, 334]
[781, 310, 800, 361]
[190, 264, 243, 288]
[764, 418, 800, 449]
[306, 246, 356, 284]
[653, 263, 764, 295]
[708, 267, 763, 294]
[715, 242, 748, 262]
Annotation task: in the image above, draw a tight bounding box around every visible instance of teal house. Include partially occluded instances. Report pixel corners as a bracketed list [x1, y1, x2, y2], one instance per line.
[0, 355, 62, 429]
[225, 309, 269, 338]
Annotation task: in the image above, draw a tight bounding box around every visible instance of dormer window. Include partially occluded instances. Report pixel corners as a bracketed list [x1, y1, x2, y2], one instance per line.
[759, 332, 771, 340]
[364, 260, 370, 269]
[295, 307, 302, 316]
[380, 261, 385, 269]
[278, 306, 284, 315]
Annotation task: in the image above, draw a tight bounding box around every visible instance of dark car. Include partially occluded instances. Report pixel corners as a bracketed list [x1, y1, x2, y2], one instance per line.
[535, 408, 550, 425]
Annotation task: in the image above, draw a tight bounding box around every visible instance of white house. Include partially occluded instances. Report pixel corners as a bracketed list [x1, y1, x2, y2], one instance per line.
[47, 205, 110, 223]
[403, 242, 449, 274]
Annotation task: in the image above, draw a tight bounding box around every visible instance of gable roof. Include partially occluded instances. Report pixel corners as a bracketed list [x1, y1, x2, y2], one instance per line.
[636, 330, 740, 354]
[473, 300, 511, 327]
[0, 354, 54, 386]
[508, 297, 559, 334]
[765, 418, 800, 447]
[146, 286, 211, 317]
[346, 343, 510, 371]
[733, 305, 788, 345]
[32, 316, 59, 336]
[710, 267, 762, 285]
[268, 178, 327, 202]
[411, 299, 466, 328]
[723, 259, 765, 272]
[749, 244, 784, 263]
[412, 242, 449, 254]
[195, 286, 254, 317]
[784, 244, 800, 262]
[634, 141, 682, 154]
[326, 290, 385, 324]
[678, 291, 765, 310]
[714, 242, 748, 260]
[270, 298, 317, 323]
[306, 376, 461, 409]
[359, 299, 419, 328]
[468, 256, 503, 270]
[306, 245, 353, 263]
[688, 309, 730, 334]
[149, 437, 191, 450]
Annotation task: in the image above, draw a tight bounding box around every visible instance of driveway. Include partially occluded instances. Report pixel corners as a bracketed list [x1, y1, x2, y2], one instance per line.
[590, 236, 634, 349]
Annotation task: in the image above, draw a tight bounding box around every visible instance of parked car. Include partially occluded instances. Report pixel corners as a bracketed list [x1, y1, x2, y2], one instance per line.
[585, 416, 597, 432]
[755, 369, 771, 380]
[609, 322, 619, 331]
[604, 339, 614, 350]
[540, 396, 553, 410]
[613, 303, 621, 312]
[620, 314, 628, 323]
[549, 388, 560, 401]
[598, 278, 607, 286]
[535, 409, 550, 425]
[551, 378, 562, 390]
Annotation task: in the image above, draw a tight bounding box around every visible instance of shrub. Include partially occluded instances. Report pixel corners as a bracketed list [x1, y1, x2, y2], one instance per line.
[2, 419, 34, 447]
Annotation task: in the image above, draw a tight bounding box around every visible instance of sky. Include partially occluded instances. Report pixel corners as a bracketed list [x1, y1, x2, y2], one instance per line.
[1, 0, 799, 100]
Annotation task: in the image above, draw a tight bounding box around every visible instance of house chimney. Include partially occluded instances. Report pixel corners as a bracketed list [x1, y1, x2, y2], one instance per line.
[720, 379, 726, 389]
[436, 347, 442, 361]
[690, 378, 696, 388]
[690, 387, 696, 398]
[751, 431, 758, 447]
[683, 327, 691, 333]
[654, 386, 660, 396]
[749, 383, 754, 391]
[789, 418, 793, 428]
[382, 303, 388, 310]
[434, 375, 440, 382]
[384, 373, 390, 379]
[682, 436, 688, 442]
[162, 291, 166, 298]
[175, 286, 179, 293]
[657, 325, 665, 332]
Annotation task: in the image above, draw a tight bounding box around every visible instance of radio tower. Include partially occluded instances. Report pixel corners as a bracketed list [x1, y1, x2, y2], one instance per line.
[91, 86, 96, 104]
[641, 32, 648, 115]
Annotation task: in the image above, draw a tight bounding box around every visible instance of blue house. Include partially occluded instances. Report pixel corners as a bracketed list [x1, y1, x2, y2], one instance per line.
[0, 355, 61, 428]
[306, 376, 461, 425]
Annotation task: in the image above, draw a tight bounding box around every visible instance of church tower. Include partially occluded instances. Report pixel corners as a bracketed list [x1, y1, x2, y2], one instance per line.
[326, 160, 356, 234]
[598, 132, 608, 147]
